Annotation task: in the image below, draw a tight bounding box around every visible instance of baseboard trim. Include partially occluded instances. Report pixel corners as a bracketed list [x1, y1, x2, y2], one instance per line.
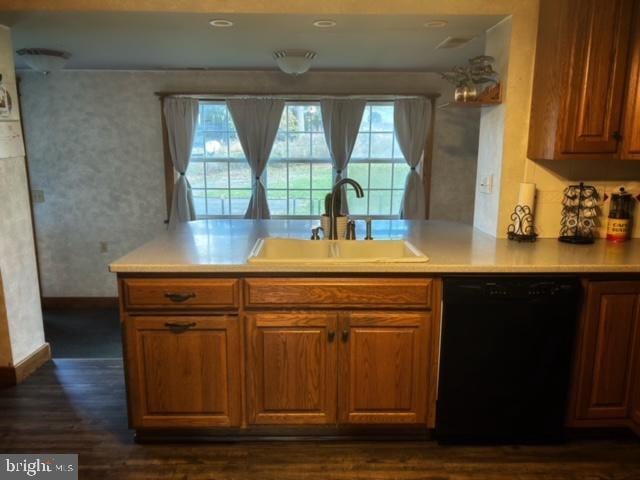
[42, 297, 118, 310]
[0, 343, 51, 388]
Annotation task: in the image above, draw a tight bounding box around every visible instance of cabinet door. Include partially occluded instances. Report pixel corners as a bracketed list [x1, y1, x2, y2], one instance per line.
[246, 312, 338, 424]
[339, 312, 431, 424]
[632, 354, 640, 435]
[561, 0, 633, 155]
[621, 2, 640, 160]
[572, 282, 640, 421]
[125, 316, 242, 428]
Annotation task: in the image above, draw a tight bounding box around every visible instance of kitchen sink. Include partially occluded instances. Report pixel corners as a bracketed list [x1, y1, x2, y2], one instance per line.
[247, 238, 429, 263]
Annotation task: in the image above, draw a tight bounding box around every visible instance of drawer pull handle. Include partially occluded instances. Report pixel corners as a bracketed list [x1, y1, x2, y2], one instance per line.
[164, 322, 196, 333]
[341, 329, 350, 342]
[328, 330, 336, 343]
[164, 292, 196, 303]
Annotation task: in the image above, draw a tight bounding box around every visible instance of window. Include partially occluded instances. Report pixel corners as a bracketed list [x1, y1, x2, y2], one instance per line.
[186, 101, 409, 219]
[187, 102, 252, 217]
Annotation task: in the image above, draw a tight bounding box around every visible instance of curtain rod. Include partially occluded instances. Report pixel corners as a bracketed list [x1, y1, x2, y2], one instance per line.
[154, 92, 441, 101]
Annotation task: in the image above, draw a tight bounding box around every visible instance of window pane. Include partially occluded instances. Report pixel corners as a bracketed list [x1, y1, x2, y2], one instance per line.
[289, 162, 311, 190]
[228, 132, 244, 159]
[266, 162, 287, 189]
[393, 137, 404, 159]
[393, 163, 410, 189]
[369, 190, 392, 216]
[370, 163, 393, 189]
[370, 105, 394, 131]
[312, 190, 330, 216]
[229, 190, 251, 215]
[312, 163, 332, 190]
[186, 162, 205, 188]
[271, 132, 287, 159]
[346, 190, 367, 215]
[289, 190, 311, 216]
[287, 105, 307, 132]
[351, 134, 370, 159]
[392, 190, 404, 215]
[192, 189, 207, 216]
[311, 133, 330, 159]
[191, 133, 205, 159]
[348, 163, 369, 189]
[203, 132, 228, 158]
[205, 161, 228, 189]
[359, 106, 371, 131]
[267, 189, 287, 216]
[370, 133, 393, 159]
[202, 104, 228, 131]
[229, 163, 251, 189]
[288, 133, 311, 158]
[206, 190, 227, 216]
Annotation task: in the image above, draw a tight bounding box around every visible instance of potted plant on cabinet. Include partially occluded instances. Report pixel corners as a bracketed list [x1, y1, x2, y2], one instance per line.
[320, 192, 347, 239]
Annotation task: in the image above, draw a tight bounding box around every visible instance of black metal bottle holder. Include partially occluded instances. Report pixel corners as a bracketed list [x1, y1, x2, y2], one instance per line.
[507, 205, 538, 242]
[558, 182, 598, 245]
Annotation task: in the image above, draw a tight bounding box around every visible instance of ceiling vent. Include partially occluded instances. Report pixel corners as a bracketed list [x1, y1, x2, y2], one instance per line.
[435, 36, 476, 49]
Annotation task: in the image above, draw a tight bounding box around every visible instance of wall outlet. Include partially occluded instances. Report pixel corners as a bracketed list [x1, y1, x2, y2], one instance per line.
[479, 174, 494, 194]
[31, 189, 45, 203]
[99, 242, 109, 253]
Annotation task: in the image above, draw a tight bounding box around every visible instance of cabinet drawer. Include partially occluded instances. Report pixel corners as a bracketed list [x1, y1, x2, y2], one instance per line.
[122, 278, 239, 310]
[244, 278, 432, 309]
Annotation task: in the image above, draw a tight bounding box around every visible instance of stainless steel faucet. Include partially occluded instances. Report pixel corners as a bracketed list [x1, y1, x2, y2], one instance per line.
[329, 178, 364, 240]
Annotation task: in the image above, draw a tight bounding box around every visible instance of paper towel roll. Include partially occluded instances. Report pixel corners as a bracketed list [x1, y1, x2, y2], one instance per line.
[517, 182, 536, 213]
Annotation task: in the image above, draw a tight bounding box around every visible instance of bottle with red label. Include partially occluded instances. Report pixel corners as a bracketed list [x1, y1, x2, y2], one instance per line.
[606, 188, 634, 242]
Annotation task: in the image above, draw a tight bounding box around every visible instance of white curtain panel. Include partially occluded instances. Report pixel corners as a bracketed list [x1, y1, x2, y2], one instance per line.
[394, 98, 432, 220]
[320, 99, 367, 215]
[227, 98, 285, 219]
[164, 97, 200, 228]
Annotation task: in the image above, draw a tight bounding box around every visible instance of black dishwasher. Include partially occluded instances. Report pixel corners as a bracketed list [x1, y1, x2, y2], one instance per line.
[436, 277, 580, 444]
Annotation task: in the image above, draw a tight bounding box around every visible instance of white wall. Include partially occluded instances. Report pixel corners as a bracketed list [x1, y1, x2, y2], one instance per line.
[19, 70, 479, 297]
[0, 25, 45, 366]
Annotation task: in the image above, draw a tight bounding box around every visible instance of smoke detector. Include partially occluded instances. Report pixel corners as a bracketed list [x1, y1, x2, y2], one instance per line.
[273, 50, 317, 76]
[16, 48, 71, 74]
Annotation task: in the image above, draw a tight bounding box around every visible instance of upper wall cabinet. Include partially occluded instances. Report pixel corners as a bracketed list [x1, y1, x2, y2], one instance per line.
[528, 0, 638, 160]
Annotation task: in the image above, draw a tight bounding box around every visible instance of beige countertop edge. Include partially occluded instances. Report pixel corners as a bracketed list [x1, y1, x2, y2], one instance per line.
[109, 264, 640, 274]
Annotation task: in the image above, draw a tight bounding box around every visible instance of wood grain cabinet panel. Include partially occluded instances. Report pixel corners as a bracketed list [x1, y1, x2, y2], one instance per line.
[571, 282, 640, 422]
[246, 312, 338, 425]
[528, 0, 635, 159]
[338, 312, 431, 424]
[126, 316, 242, 428]
[122, 278, 239, 311]
[622, 1, 640, 160]
[244, 278, 432, 309]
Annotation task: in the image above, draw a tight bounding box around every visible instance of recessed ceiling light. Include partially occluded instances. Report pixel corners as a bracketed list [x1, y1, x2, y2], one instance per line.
[313, 19, 337, 28]
[424, 20, 448, 28]
[209, 19, 234, 27]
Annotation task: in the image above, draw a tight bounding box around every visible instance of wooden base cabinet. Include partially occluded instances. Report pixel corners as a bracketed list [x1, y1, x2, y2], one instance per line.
[246, 312, 338, 425]
[569, 282, 640, 427]
[125, 315, 242, 428]
[246, 311, 436, 427]
[339, 312, 430, 424]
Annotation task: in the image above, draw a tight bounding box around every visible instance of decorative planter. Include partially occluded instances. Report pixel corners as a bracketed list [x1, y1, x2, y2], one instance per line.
[454, 85, 478, 102]
[321, 215, 347, 239]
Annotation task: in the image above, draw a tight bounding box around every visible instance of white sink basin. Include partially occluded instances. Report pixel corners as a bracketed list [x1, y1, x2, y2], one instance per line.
[247, 238, 429, 263]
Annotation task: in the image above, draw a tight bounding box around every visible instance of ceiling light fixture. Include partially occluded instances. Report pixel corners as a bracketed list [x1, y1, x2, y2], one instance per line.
[424, 20, 448, 28]
[16, 48, 71, 74]
[209, 19, 234, 27]
[313, 19, 337, 28]
[273, 50, 317, 76]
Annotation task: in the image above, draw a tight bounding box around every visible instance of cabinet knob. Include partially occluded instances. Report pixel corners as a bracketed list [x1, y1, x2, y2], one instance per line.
[341, 329, 350, 342]
[164, 292, 196, 303]
[327, 330, 336, 342]
[613, 131, 623, 141]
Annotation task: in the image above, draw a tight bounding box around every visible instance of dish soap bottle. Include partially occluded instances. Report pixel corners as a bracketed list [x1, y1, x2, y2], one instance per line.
[606, 187, 634, 242]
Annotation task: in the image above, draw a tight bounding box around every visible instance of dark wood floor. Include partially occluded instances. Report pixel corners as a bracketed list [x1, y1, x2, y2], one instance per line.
[1, 359, 640, 479]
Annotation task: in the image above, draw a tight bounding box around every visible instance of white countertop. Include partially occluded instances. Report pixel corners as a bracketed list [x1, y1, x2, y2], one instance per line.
[109, 220, 640, 274]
